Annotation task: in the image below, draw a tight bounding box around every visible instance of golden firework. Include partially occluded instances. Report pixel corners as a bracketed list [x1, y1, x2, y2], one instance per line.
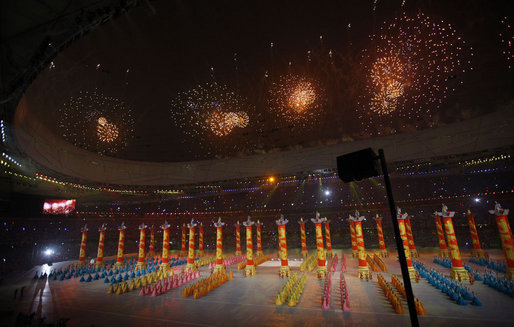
[269, 74, 325, 126]
[97, 122, 119, 143]
[288, 81, 316, 113]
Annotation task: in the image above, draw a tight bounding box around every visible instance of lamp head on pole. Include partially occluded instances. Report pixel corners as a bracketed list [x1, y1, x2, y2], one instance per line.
[98, 224, 107, 232]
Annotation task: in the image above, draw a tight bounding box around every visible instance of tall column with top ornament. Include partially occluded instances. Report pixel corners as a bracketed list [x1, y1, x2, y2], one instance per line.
[198, 222, 205, 256]
[179, 223, 187, 257]
[397, 208, 416, 279]
[136, 223, 148, 269]
[160, 220, 171, 272]
[186, 219, 197, 272]
[311, 212, 327, 279]
[298, 218, 308, 258]
[235, 221, 242, 255]
[243, 217, 256, 276]
[373, 214, 388, 257]
[432, 211, 449, 257]
[77, 224, 88, 266]
[213, 218, 226, 274]
[405, 215, 419, 258]
[437, 204, 469, 280]
[349, 218, 359, 258]
[489, 203, 514, 280]
[350, 211, 371, 279]
[255, 220, 264, 257]
[115, 222, 127, 268]
[324, 218, 334, 259]
[276, 215, 291, 278]
[95, 224, 107, 269]
[147, 225, 156, 258]
[466, 210, 486, 258]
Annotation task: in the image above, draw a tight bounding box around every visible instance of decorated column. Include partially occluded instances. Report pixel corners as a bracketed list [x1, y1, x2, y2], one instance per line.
[276, 215, 291, 278]
[147, 225, 156, 258]
[324, 218, 334, 259]
[136, 223, 148, 269]
[349, 219, 359, 258]
[397, 209, 416, 279]
[373, 214, 388, 257]
[405, 215, 419, 258]
[235, 221, 242, 255]
[255, 220, 264, 257]
[160, 220, 171, 272]
[311, 212, 327, 279]
[214, 218, 226, 274]
[198, 223, 205, 256]
[489, 203, 514, 280]
[95, 224, 107, 269]
[77, 224, 88, 266]
[298, 218, 308, 258]
[115, 222, 127, 267]
[350, 211, 370, 279]
[243, 217, 256, 276]
[432, 212, 449, 257]
[179, 223, 187, 257]
[437, 205, 469, 280]
[186, 219, 197, 272]
[466, 210, 486, 258]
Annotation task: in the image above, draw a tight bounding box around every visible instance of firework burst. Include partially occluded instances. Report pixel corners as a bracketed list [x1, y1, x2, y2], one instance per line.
[169, 82, 257, 158]
[499, 16, 513, 70]
[359, 12, 473, 134]
[58, 90, 135, 155]
[268, 74, 326, 126]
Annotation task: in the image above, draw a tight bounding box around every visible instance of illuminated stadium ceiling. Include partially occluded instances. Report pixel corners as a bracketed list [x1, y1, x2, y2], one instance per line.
[19, 0, 513, 163]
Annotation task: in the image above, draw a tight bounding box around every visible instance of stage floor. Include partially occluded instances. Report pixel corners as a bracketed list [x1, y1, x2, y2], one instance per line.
[0, 249, 513, 326]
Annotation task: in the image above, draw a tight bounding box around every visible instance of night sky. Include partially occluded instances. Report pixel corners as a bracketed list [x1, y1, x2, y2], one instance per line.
[24, 0, 513, 162]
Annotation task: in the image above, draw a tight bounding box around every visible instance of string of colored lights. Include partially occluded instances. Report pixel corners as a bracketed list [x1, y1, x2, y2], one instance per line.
[2, 152, 21, 168]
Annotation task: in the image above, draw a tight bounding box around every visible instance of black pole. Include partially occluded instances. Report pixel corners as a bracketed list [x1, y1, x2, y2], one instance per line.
[378, 149, 419, 327]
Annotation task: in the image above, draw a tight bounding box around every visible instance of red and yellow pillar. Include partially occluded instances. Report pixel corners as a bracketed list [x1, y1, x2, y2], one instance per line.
[438, 205, 469, 280]
[186, 219, 197, 272]
[160, 220, 171, 272]
[397, 209, 416, 279]
[255, 220, 264, 257]
[235, 221, 242, 255]
[214, 218, 226, 274]
[489, 203, 514, 280]
[311, 212, 327, 279]
[77, 224, 88, 266]
[243, 217, 256, 276]
[351, 211, 370, 279]
[324, 218, 334, 259]
[433, 212, 449, 257]
[374, 214, 388, 257]
[115, 222, 127, 267]
[95, 224, 106, 269]
[136, 223, 148, 269]
[276, 215, 290, 278]
[147, 225, 156, 258]
[180, 223, 187, 257]
[405, 216, 419, 258]
[349, 219, 359, 258]
[466, 210, 486, 258]
[298, 218, 308, 258]
[198, 223, 205, 257]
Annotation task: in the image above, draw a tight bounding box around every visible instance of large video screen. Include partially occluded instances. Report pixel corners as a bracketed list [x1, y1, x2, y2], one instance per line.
[42, 199, 76, 215]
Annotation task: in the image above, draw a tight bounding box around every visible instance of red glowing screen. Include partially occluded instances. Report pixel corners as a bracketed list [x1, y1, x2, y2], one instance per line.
[43, 199, 76, 215]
